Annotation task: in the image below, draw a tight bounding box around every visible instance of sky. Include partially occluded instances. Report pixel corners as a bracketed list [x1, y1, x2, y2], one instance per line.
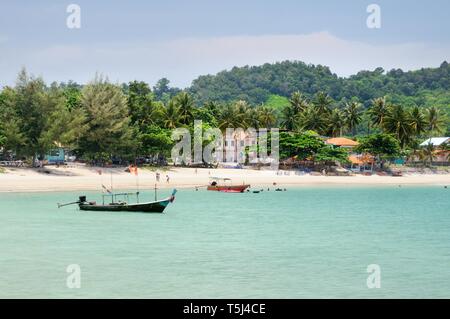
[0, 0, 449, 88]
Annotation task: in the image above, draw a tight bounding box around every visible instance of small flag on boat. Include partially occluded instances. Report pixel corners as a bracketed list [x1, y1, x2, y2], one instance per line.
[102, 184, 112, 194]
[128, 165, 138, 176]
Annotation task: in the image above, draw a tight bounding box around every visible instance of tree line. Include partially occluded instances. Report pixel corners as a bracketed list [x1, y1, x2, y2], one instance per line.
[0, 68, 448, 166]
[189, 60, 450, 109]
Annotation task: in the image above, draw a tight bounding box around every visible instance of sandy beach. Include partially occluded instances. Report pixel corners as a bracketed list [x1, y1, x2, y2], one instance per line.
[0, 165, 449, 193]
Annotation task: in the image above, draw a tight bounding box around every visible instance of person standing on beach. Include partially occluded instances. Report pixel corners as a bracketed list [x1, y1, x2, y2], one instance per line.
[166, 175, 170, 183]
[156, 172, 160, 182]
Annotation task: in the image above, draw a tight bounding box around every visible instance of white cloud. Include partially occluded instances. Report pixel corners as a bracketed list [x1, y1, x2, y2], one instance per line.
[162, 32, 448, 81]
[0, 32, 448, 88]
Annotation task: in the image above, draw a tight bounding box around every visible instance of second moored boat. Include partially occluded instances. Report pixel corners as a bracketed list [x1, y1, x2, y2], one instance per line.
[207, 177, 250, 193]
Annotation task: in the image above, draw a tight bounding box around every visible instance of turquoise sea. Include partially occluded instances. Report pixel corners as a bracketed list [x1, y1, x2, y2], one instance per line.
[0, 186, 449, 298]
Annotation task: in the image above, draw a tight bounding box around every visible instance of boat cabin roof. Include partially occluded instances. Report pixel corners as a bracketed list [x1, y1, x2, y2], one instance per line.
[102, 192, 138, 197]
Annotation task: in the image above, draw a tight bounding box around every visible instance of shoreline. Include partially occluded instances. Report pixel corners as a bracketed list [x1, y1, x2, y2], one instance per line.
[0, 166, 449, 193]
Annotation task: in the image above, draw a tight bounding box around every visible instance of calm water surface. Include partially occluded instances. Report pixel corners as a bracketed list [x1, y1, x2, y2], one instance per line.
[0, 186, 449, 298]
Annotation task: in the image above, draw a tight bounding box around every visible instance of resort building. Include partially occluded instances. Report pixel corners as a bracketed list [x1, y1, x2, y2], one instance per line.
[417, 137, 450, 165]
[420, 137, 450, 147]
[432, 150, 450, 163]
[348, 154, 375, 172]
[223, 130, 259, 164]
[325, 137, 376, 172]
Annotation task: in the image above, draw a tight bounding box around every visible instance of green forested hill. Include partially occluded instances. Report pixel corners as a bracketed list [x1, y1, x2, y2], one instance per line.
[189, 60, 450, 110]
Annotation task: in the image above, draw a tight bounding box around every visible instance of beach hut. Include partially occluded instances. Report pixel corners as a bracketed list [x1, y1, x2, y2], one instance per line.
[418, 137, 449, 165]
[432, 150, 450, 163]
[419, 137, 449, 147]
[45, 148, 65, 165]
[348, 154, 374, 173]
[325, 137, 359, 149]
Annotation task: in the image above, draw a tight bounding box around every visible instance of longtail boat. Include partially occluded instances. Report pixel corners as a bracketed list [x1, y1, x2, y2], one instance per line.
[58, 189, 177, 213]
[207, 177, 250, 193]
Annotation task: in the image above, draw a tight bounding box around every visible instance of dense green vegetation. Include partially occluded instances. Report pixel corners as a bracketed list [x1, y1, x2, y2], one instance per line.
[355, 134, 401, 160]
[189, 60, 450, 134]
[274, 131, 349, 164]
[190, 61, 449, 105]
[0, 61, 448, 166]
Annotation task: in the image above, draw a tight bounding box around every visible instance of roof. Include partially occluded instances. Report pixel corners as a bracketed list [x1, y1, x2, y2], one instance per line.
[434, 150, 450, 156]
[349, 154, 374, 165]
[420, 137, 450, 147]
[326, 137, 359, 147]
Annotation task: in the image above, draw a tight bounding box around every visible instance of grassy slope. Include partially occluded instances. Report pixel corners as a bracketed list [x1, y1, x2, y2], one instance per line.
[265, 94, 290, 110]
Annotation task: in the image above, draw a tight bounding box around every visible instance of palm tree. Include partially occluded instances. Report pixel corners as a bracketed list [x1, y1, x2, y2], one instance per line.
[344, 101, 362, 136]
[233, 100, 252, 129]
[174, 92, 194, 125]
[217, 104, 239, 130]
[440, 142, 450, 161]
[281, 91, 309, 131]
[420, 143, 435, 167]
[426, 106, 446, 135]
[383, 104, 413, 148]
[313, 91, 333, 114]
[258, 106, 277, 129]
[408, 105, 426, 136]
[289, 91, 309, 113]
[162, 100, 181, 129]
[328, 108, 346, 137]
[203, 101, 220, 118]
[281, 104, 299, 131]
[217, 103, 252, 162]
[368, 97, 388, 128]
[406, 139, 421, 165]
[139, 100, 163, 127]
[246, 107, 261, 130]
[297, 105, 328, 134]
[420, 106, 447, 166]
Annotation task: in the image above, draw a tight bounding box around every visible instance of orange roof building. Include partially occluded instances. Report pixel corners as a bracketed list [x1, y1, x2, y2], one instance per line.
[348, 154, 374, 165]
[326, 137, 359, 147]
